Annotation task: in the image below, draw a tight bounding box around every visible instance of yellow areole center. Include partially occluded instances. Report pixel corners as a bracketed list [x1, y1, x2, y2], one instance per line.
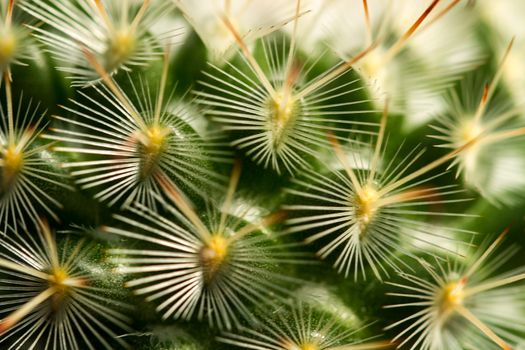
[269, 90, 299, 149]
[0, 31, 17, 66]
[458, 119, 483, 145]
[138, 125, 171, 180]
[354, 184, 379, 233]
[199, 235, 230, 282]
[48, 268, 71, 293]
[440, 279, 466, 316]
[2, 145, 24, 190]
[106, 28, 137, 71]
[283, 340, 320, 350]
[300, 343, 319, 350]
[47, 267, 87, 312]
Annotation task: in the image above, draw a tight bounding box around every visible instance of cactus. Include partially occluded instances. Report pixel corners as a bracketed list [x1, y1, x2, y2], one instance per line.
[0, 0, 525, 349]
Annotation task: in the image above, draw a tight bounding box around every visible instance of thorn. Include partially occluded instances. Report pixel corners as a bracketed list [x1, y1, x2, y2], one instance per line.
[218, 159, 242, 234]
[229, 209, 286, 244]
[377, 186, 436, 207]
[0, 287, 56, 334]
[328, 132, 364, 195]
[81, 46, 107, 80]
[0, 319, 14, 334]
[382, 0, 442, 63]
[37, 216, 50, 233]
[130, 0, 151, 33]
[377, 136, 477, 197]
[155, 172, 210, 241]
[481, 83, 489, 105]
[81, 46, 146, 130]
[421, 0, 461, 30]
[401, 0, 441, 42]
[283, 0, 302, 84]
[369, 98, 389, 183]
[221, 14, 276, 97]
[295, 40, 379, 100]
[262, 210, 288, 227]
[93, 0, 114, 32]
[154, 47, 171, 124]
[496, 225, 511, 242]
[464, 226, 510, 278]
[224, 0, 231, 17]
[458, 275, 468, 287]
[474, 37, 515, 123]
[6, 0, 14, 28]
[68, 277, 89, 288]
[284, 61, 302, 94]
[455, 304, 512, 350]
[362, 0, 373, 45]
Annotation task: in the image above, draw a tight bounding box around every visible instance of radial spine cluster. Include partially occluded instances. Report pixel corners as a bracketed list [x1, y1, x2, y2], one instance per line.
[0, 0, 524, 349]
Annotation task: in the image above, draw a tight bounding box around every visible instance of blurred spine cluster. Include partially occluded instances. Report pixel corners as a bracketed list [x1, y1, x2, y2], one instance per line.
[0, 0, 525, 349]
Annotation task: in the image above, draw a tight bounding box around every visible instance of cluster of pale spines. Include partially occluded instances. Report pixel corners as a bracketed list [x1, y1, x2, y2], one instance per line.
[45, 48, 228, 210]
[0, 219, 132, 349]
[218, 300, 391, 350]
[105, 162, 309, 331]
[475, 0, 525, 105]
[0, 0, 524, 349]
[283, 0, 484, 128]
[21, 0, 179, 85]
[432, 39, 525, 205]
[2, 0, 311, 345]
[0, 0, 71, 232]
[385, 228, 525, 350]
[174, 0, 301, 63]
[0, 0, 214, 348]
